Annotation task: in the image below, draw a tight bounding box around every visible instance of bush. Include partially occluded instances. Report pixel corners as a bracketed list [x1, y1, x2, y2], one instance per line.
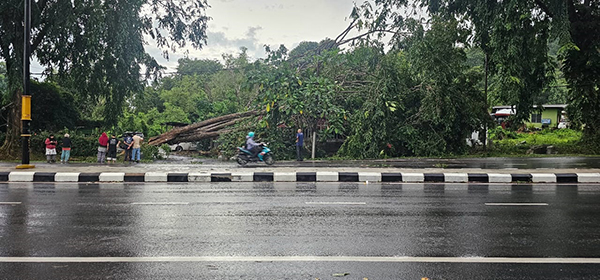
[160, 144, 171, 159]
[141, 144, 161, 160]
[216, 129, 249, 159]
[489, 127, 518, 140]
[217, 126, 302, 161]
[488, 128, 587, 155]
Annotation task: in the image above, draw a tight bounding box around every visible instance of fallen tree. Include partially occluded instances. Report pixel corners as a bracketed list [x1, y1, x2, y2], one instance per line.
[148, 111, 258, 146]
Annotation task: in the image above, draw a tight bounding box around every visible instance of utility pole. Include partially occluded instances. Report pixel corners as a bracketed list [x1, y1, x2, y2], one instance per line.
[17, 0, 34, 169]
[483, 52, 489, 150]
[311, 131, 316, 159]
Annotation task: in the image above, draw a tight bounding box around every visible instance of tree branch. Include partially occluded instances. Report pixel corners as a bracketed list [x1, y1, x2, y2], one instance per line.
[31, 24, 49, 51]
[31, 0, 51, 51]
[334, 18, 358, 44]
[336, 29, 410, 46]
[533, 0, 555, 18]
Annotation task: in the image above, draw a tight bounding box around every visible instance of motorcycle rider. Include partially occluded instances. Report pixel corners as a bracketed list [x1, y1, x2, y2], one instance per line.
[246, 132, 263, 158]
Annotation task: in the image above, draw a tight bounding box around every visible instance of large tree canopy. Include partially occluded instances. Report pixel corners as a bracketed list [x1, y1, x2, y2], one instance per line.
[349, 0, 600, 146]
[0, 0, 210, 157]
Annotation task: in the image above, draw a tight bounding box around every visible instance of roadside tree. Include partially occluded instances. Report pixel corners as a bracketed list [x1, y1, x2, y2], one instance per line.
[0, 0, 210, 158]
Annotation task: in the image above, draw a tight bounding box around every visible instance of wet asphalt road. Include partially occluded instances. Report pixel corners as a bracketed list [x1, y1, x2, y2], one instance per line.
[1, 182, 600, 279]
[271, 157, 600, 169]
[4, 156, 600, 171]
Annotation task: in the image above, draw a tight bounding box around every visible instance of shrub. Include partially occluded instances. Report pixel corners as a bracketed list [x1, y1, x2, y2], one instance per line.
[216, 125, 302, 161]
[141, 144, 160, 160]
[488, 128, 587, 155]
[160, 144, 171, 159]
[489, 127, 517, 140]
[216, 129, 249, 159]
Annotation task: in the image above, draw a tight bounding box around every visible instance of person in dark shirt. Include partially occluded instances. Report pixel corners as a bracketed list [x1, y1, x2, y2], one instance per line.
[61, 133, 72, 164]
[296, 129, 304, 161]
[106, 135, 120, 164]
[123, 133, 133, 162]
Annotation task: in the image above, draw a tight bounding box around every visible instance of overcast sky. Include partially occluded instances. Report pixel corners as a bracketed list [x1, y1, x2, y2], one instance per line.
[147, 0, 359, 72]
[29, 0, 360, 75]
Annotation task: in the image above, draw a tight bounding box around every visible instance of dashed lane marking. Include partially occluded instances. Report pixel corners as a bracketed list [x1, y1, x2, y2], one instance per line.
[305, 202, 367, 205]
[0, 202, 21, 205]
[485, 203, 548, 206]
[131, 202, 189, 205]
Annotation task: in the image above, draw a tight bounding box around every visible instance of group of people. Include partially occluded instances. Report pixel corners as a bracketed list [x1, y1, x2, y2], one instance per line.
[96, 132, 143, 164]
[44, 134, 70, 163]
[46, 129, 300, 164]
[43, 132, 143, 164]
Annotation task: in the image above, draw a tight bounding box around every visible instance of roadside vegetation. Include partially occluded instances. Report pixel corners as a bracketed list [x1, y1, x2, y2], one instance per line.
[1, 0, 600, 161]
[485, 128, 587, 156]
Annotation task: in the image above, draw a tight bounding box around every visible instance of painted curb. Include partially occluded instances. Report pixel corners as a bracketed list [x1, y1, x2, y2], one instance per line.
[0, 172, 599, 183]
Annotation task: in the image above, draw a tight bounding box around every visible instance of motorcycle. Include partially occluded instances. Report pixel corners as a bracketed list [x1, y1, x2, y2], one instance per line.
[236, 143, 274, 165]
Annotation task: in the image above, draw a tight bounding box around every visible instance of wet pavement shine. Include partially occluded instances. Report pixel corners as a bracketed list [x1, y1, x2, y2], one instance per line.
[1, 182, 600, 279]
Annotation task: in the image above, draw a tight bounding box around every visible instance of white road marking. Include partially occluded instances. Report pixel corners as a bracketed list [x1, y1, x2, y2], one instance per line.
[485, 203, 548, 206]
[1, 256, 600, 263]
[131, 202, 189, 205]
[305, 202, 367, 205]
[0, 202, 21, 205]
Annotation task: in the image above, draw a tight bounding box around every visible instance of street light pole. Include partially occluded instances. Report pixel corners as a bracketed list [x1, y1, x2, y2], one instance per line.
[17, 0, 34, 169]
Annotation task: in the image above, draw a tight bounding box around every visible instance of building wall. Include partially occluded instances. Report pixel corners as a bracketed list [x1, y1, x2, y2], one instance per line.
[527, 109, 560, 128]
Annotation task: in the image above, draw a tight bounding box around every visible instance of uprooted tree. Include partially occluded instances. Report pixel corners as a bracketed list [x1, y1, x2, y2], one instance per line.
[148, 111, 258, 146]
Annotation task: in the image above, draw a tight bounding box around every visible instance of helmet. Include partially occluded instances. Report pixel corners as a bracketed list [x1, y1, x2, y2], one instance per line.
[248, 132, 255, 138]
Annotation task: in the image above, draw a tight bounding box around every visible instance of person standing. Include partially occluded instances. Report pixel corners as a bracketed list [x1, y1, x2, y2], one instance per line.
[97, 132, 108, 163]
[106, 134, 120, 164]
[123, 133, 133, 162]
[131, 133, 143, 163]
[296, 129, 304, 161]
[246, 132, 262, 158]
[60, 133, 72, 164]
[45, 134, 58, 163]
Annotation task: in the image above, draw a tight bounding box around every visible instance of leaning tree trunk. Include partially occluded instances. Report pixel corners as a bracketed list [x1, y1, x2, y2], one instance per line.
[0, 91, 22, 159]
[174, 131, 231, 143]
[148, 111, 258, 146]
[0, 58, 23, 159]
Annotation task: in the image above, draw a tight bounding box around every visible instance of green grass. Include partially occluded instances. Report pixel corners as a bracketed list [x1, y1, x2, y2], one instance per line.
[484, 128, 589, 156]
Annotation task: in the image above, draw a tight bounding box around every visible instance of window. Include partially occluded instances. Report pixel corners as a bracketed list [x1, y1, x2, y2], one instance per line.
[531, 113, 542, 123]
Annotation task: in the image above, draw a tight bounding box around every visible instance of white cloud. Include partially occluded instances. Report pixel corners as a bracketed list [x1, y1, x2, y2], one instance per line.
[146, 0, 359, 69]
[32, 0, 362, 75]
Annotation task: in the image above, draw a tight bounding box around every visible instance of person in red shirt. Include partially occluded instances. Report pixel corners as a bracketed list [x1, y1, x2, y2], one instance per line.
[97, 132, 109, 163]
[45, 135, 58, 163]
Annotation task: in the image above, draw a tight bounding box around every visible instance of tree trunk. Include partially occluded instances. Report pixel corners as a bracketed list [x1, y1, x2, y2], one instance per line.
[148, 111, 258, 146]
[0, 57, 23, 159]
[174, 130, 230, 143]
[0, 90, 22, 159]
[178, 117, 251, 139]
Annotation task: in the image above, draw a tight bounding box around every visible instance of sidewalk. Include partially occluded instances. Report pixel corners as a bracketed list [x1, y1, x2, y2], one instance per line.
[1, 159, 599, 183]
